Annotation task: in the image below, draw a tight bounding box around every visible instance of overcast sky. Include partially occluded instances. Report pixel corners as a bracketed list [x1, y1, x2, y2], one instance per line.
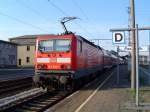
[0, 0, 150, 51]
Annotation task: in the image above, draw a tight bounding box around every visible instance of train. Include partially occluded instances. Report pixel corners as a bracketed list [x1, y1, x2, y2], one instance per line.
[33, 33, 122, 90]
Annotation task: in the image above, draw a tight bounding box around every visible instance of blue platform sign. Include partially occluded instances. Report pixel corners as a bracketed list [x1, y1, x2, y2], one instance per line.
[112, 32, 125, 44]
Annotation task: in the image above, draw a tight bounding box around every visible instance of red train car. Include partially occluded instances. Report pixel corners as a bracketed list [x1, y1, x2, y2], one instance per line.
[33, 33, 116, 90]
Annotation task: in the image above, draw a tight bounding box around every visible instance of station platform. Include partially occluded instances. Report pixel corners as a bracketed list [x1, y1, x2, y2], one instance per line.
[46, 65, 135, 112]
[0, 68, 34, 81]
[139, 67, 150, 85]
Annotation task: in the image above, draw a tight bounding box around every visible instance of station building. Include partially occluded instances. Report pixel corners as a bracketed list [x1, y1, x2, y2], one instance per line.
[139, 55, 149, 66]
[9, 35, 37, 67]
[0, 40, 17, 67]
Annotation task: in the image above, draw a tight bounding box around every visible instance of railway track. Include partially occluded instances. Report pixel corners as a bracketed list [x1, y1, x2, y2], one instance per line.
[3, 90, 69, 112]
[0, 77, 33, 95]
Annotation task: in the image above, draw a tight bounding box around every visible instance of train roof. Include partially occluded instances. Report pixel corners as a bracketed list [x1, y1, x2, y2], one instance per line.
[76, 35, 102, 50]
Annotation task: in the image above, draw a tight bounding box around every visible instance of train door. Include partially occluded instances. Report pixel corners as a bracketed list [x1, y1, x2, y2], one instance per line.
[85, 49, 88, 68]
[77, 40, 83, 68]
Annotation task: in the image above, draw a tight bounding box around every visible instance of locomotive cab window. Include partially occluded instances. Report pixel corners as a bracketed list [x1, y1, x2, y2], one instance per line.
[38, 39, 71, 52]
[55, 39, 71, 51]
[38, 40, 53, 52]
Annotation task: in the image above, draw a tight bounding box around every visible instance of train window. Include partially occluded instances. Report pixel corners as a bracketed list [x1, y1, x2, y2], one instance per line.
[80, 41, 82, 52]
[38, 39, 71, 52]
[55, 39, 71, 51]
[38, 40, 53, 52]
[26, 57, 30, 63]
[78, 41, 82, 52]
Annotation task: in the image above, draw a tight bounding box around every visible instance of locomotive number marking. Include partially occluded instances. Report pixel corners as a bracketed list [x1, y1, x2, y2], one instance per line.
[37, 58, 49, 63]
[48, 65, 59, 69]
[49, 58, 57, 62]
[57, 58, 71, 63]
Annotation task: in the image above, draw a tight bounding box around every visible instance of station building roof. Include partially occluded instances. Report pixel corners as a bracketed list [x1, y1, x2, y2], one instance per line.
[9, 34, 55, 45]
[0, 40, 17, 45]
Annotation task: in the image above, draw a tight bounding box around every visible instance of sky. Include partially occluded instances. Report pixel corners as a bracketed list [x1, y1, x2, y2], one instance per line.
[0, 0, 150, 51]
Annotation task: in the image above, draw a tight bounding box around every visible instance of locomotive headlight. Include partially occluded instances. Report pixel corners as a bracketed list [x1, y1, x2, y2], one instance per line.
[37, 64, 47, 69]
[60, 64, 71, 69]
[43, 64, 48, 69]
[66, 65, 71, 69]
[37, 64, 42, 69]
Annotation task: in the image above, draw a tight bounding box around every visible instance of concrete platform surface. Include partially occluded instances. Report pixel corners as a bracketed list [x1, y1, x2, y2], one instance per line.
[46, 65, 135, 112]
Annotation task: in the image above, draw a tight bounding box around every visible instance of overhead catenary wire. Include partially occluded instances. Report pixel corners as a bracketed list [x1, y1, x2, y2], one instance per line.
[74, 22, 94, 37]
[16, 0, 51, 22]
[0, 11, 47, 32]
[47, 0, 94, 37]
[48, 0, 68, 16]
[71, 0, 89, 21]
[70, 0, 97, 37]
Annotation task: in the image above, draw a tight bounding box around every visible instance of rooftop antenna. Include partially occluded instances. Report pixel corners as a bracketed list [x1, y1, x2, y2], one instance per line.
[60, 17, 78, 34]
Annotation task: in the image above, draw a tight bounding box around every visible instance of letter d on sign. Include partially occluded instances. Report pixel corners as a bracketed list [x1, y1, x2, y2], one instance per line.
[115, 33, 123, 42]
[112, 32, 125, 44]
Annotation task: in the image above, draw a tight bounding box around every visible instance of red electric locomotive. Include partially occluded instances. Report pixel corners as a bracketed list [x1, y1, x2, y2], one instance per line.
[34, 33, 104, 90]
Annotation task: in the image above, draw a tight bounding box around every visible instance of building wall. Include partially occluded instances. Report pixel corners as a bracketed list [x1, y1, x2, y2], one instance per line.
[17, 45, 35, 67]
[0, 41, 17, 67]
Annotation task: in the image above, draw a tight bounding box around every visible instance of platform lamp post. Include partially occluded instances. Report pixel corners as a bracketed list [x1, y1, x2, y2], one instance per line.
[135, 24, 139, 106]
[148, 30, 150, 85]
[130, 0, 136, 90]
[117, 46, 120, 85]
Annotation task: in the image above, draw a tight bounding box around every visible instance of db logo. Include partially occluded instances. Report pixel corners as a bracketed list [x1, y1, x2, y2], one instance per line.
[112, 32, 125, 44]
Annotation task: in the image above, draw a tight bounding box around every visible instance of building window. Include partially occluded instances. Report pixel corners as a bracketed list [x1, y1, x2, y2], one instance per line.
[27, 46, 30, 51]
[26, 57, 30, 63]
[19, 59, 21, 65]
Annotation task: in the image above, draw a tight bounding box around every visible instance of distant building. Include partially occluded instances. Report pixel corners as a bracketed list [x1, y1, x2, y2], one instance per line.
[10, 35, 37, 67]
[139, 55, 149, 65]
[0, 40, 17, 67]
[9, 34, 54, 67]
